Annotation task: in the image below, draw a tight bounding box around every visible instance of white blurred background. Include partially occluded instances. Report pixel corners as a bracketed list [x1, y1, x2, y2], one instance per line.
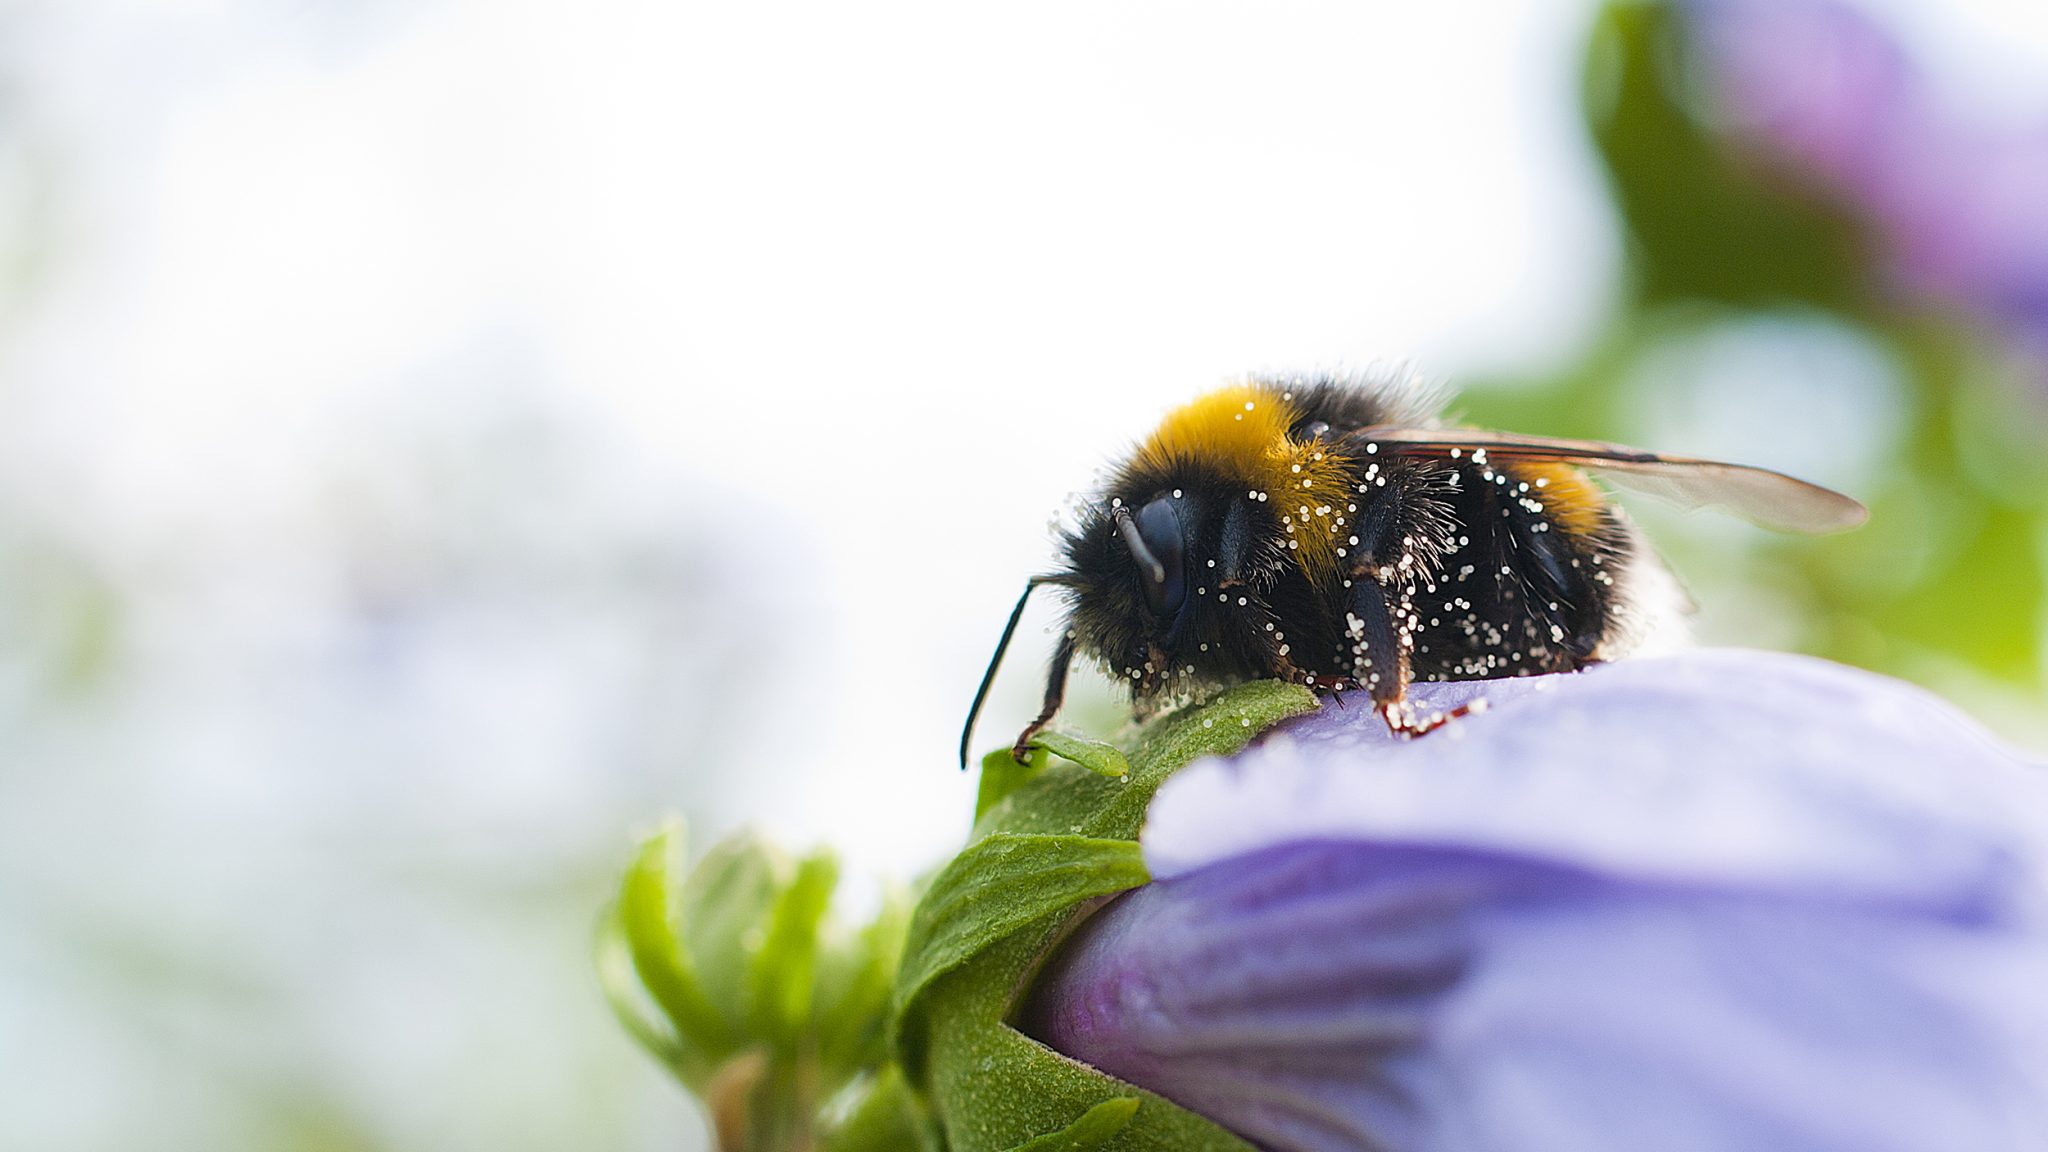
[2, 2, 2045, 1150]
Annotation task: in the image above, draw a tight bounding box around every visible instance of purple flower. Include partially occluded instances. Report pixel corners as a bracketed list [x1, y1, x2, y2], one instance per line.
[1023, 651, 2048, 1152]
[1687, 0, 2048, 364]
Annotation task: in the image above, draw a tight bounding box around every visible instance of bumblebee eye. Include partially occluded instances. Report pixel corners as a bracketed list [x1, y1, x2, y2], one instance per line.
[1134, 497, 1187, 618]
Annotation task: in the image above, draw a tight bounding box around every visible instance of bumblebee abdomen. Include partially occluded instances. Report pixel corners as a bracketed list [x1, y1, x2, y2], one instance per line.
[1405, 455, 1642, 681]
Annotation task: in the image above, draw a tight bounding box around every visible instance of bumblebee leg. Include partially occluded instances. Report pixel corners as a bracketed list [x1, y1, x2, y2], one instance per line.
[1344, 575, 1413, 715]
[1345, 573, 1483, 738]
[1010, 633, 1075, 765]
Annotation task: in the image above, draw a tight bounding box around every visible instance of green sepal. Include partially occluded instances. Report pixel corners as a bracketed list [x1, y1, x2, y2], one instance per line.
[1005, 1097, 1140, 1151]
[975, 745, 1048, 825]
[918, 928, 1252, 1152]
[904, 680, 1318, 1151]
[970, 680, 1316, 844]
[1029, 730, 1131, 779]
[892, 833, 1150, 1077]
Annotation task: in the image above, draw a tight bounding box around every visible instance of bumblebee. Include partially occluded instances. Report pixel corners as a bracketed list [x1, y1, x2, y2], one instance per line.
[961, 372, 1867, 767]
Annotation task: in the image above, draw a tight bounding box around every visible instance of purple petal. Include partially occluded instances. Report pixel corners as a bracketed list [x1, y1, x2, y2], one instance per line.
[1024, 651, 2048, 1152]
[1688, 0, 1918, 196]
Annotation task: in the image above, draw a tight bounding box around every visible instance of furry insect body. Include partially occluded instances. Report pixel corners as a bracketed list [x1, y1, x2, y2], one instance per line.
[959, 373, 1866, 768]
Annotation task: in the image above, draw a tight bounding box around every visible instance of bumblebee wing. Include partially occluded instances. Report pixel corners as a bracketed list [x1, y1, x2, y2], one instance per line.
[1355, 427, 1869, 534]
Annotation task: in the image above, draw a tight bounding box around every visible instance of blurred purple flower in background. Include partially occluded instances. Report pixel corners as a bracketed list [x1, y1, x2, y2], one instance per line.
[1689, 0, 2048, 366]
[1024, 651, 2048, 1152]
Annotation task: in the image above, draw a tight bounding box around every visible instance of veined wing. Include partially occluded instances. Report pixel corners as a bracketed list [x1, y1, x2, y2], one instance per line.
[1354, 427, 1868, 534]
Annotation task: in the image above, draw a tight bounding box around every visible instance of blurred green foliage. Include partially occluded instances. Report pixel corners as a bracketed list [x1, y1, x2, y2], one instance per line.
[1584, 3, 1873, 311]
[1464, 1, 2047, 732]
[598, 823, 927, 1152]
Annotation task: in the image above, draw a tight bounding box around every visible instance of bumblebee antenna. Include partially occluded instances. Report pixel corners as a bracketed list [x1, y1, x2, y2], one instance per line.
[1113, 505, 1165, 586]
[961, 575, 1067, 770]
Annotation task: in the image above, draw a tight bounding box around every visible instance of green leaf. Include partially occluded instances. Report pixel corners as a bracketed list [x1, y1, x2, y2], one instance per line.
[747, 850, 840, 1044]
[893, 833, 1149, 1074]
[618, 823, 735, 1064]
[1029, 731, 1130, 779]
[1004, 1097, 1140, 1152]
[975, 745, 1047, 824]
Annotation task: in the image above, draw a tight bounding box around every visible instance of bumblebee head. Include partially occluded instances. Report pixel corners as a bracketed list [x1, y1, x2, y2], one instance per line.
[959, 476, 1285, 769]
[1061, 492, 1197, 685]
[1061, 479, 1296, 702]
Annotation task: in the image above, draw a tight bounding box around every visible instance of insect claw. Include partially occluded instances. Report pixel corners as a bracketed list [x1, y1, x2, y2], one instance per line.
[1382, 696, 1488, 738]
